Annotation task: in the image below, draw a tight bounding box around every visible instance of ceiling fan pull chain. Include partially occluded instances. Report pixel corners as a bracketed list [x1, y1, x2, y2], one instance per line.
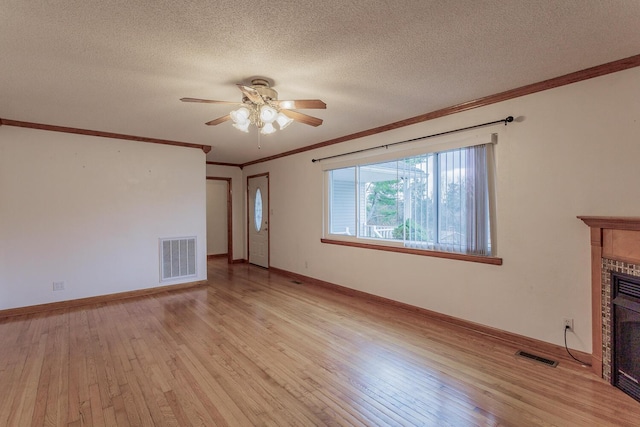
[257, 131, 261, 149]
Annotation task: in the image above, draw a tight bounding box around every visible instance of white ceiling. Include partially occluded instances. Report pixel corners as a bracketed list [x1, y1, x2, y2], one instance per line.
[2, 1, 640, 165]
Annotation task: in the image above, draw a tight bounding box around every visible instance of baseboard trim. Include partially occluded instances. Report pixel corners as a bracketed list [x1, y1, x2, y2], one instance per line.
[232, 259, 247, 264]
[207, 253, 228, 259]
[0, 280, 208, 319]
[268, 266, 592, 367]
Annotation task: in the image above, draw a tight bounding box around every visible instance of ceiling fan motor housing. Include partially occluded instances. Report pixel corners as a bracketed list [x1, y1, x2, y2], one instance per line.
[250, 78, 278, 102]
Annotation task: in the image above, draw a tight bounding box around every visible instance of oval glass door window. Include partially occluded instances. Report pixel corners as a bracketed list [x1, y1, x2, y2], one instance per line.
[254, 188, 263, 232]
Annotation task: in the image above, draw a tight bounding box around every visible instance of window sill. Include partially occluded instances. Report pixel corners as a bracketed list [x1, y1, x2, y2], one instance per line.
[320, 238, 503, 265]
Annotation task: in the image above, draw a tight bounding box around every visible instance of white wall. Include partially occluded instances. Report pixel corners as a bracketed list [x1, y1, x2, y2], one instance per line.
[206, 180, 228, 255]
[205, 164, 244, 261]
[242, 66, 640, 352]
[0, 127, 207, 310]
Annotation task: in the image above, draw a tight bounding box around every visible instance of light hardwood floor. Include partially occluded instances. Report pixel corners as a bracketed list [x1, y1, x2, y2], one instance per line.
[1, 258, 640, 426]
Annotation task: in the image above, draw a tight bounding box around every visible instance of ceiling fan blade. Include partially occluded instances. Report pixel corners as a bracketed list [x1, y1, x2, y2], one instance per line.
[236, 84, 264, 104]
[205, 115, 231, 126]
[281, 110, 323, 127]
[275, 99, 326, 109]
[180, 97, 240, 105]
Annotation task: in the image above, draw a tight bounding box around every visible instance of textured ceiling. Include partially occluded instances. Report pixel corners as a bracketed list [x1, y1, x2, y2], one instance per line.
[2, 1, 640, 164]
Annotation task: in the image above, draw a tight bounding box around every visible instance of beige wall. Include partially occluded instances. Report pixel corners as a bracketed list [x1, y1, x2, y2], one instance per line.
[242, 66, 640, 352]
[0, 127, 207, 310]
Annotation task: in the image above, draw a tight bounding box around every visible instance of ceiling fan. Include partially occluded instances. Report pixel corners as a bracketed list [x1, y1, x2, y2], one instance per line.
[181, 78, 326, 135]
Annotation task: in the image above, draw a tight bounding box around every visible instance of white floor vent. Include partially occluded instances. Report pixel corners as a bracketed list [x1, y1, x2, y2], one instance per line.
[160, 237, 197, 282]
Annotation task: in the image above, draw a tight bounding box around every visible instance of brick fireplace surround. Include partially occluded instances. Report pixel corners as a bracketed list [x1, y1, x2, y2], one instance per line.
[579, 216, 640, 380]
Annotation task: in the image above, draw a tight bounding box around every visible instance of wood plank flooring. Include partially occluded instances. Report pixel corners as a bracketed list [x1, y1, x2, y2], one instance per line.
[2, 258, 640, 426]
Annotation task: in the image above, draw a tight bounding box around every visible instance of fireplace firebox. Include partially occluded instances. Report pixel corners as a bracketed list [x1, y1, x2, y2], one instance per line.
[612, 272, 640, 402]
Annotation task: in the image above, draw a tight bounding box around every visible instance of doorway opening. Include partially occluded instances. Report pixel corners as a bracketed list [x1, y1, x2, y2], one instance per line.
[206, 177, 233, 264]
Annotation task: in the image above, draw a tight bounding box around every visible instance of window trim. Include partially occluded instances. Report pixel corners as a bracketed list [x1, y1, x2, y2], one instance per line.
[320, 238, 503, 265]
[322, 132, 501, 265]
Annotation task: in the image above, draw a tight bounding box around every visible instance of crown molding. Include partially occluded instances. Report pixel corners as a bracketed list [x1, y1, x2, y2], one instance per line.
[2, 54, 638, 165]
[206, 161, 242, 169]
[241, 53, 640, 168]
[0, 118, 212, 153]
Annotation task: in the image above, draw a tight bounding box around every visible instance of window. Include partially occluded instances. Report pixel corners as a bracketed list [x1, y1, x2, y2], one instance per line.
[326, 143, 495, 257]
[254, 188, 263, 232]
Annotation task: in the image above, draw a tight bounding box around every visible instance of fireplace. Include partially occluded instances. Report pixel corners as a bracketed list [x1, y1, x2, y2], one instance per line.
[579, 216, 640, 386]
[612, 272, 640, 402]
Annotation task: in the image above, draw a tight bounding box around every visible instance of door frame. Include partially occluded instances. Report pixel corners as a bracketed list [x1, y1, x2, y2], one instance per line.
[247, 172, 269, 267]
[206, 176, 233, 264]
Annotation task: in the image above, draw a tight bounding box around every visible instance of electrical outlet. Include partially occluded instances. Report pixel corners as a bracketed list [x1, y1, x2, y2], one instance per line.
[52, 281, 65, 292]
[563, 318, 574, 331]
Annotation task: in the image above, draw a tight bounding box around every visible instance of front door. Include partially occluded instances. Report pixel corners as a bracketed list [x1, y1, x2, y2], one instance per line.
[248, 174, 269, 268]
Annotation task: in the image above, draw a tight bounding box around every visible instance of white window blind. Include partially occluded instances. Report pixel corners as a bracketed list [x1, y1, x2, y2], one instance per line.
[324, 134, 497, 257]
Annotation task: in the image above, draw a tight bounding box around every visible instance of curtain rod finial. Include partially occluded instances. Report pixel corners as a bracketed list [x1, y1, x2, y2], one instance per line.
[505, 116, 514, 125]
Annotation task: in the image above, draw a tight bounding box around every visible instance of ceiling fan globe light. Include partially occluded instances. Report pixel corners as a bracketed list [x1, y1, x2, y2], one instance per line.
[233, 122, 250, 133]
[259, 105, 278, 123]
[276, 112, 294, 130]
[230, 107, 250, 124]
[261, 122, 276, 135]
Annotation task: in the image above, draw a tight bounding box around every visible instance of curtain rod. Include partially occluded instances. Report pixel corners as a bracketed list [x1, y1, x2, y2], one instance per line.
[311, 116, 514, 163]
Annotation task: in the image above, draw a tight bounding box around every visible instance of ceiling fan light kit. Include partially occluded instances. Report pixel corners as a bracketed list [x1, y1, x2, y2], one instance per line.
[276, 113, 293, 130]
[229, 103, 288, 135]
[181, 78, 326, 136]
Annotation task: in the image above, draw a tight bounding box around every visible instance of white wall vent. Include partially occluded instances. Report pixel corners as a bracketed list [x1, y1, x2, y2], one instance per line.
[160, 237, 197, 282]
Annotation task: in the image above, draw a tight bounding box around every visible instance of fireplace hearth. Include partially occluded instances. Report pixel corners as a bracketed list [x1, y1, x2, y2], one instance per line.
[612, 272, 640, 402]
